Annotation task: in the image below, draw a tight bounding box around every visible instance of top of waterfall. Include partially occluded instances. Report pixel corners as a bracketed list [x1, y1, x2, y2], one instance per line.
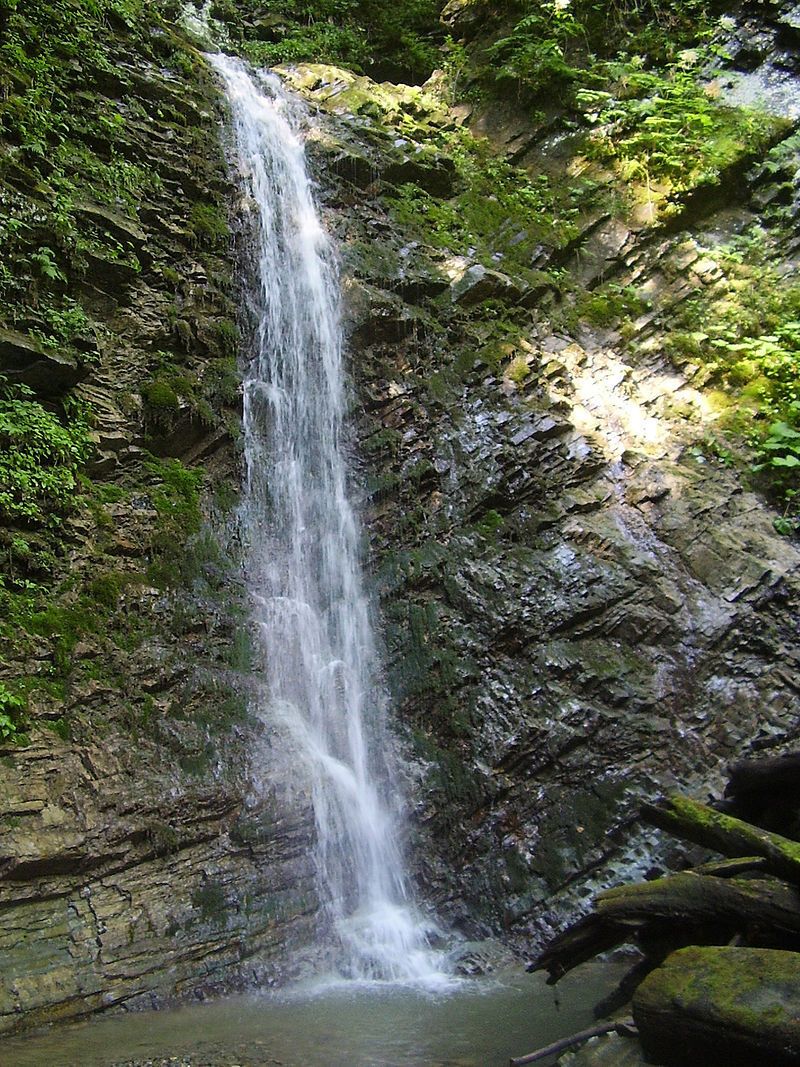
[179, 1, 229, 51]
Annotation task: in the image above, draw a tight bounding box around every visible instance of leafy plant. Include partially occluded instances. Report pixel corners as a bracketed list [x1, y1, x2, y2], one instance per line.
[31, 247, 66, 283]
[0, 381, 91, 524]
[586, 57, 773, 194]
[386, 127, 583, 278]
[488, 1, 584, 98]
[0, 682, 27, 743]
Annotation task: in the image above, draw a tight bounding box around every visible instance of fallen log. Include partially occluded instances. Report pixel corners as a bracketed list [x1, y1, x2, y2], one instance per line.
[642, 794, 800, 885]
[508, 1019, 635, 1066]
[726, 752, 800, 799]
[723, 753, 800, 838]
[690, 855, 766, 877]
[531, 870, 800, 984]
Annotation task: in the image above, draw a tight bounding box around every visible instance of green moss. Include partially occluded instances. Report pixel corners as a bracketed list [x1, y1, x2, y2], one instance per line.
[506, 356, 531, 385]
[214, 319, 240, 358]
[640, 946, 800, 1035]
[189, 203, 230, 249]
[190, 878, 228, 926]
[204, 356, 240, 408]
[146, 819, 180, 856]
[142, 378, 180, 421]
[476, 509, 504, 539]
[88, 571, 129, 610]
[144, 458, 206, 589]
[43, 717, 70, 741]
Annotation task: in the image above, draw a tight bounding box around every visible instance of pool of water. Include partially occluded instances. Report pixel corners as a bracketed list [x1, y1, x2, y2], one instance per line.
[0, 962, 625, 1067]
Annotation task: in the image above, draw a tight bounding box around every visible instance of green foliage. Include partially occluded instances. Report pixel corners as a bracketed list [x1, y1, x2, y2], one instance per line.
[244, 20, 367, 71]
[31, 299, 93, 352]
[459, 2, 775, 208]
[0, 1, 145, 157]
[142, 357, 223, 435]
[214, 319, 240, 358]
[666, 237, 800, 517]
[0, 0, 166, 315]
[145, 457, 206, 587]
[31, 246, 66, 283]
[217, 0, 443, 82]
[204, 356, 240, 407]
[483, 0, 716, 101]
[0, 381, 91, 524]
[488, 0, 584, 97]
[0, 682, 27, 744]
[476, 509, 504, 539]
[387, 128, 582, 277]
[585, 57, 775, 194]
[577, 282, 649, 327]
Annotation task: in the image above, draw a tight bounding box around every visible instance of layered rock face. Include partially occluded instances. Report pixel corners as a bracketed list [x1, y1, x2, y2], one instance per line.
[278, 0, 800, 950]
[0, 0, 799, 1038]
[0, 4, 315, 1035]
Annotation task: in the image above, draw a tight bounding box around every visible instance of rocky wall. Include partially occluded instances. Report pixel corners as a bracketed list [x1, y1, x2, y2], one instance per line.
[0, 4, 316, 1036]
[278, 9, 800, 951]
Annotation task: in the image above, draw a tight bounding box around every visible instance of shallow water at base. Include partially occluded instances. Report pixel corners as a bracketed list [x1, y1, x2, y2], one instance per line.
[0, 962, 626, 1067]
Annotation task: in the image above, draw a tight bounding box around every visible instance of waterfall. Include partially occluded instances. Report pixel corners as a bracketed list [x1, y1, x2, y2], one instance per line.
[210, 55, 446, 985]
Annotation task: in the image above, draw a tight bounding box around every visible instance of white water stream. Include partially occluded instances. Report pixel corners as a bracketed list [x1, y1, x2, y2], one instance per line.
[210, 55, 446, 986]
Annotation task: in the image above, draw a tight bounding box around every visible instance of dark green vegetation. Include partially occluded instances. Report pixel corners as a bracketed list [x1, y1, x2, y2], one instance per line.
[186, 0, 444, 82]
[441, 0, 799, 523]
[0, 0, 245, 744]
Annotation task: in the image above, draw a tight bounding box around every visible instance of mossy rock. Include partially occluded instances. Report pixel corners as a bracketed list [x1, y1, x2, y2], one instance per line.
[0, 328, 86, 394]
[633, 946, 800, 1067]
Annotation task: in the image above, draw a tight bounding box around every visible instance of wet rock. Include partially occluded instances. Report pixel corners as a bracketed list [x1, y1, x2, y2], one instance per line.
[571, 218, 633, 287]
[441, 0, 491, 39]
[75, 200, 149, 259]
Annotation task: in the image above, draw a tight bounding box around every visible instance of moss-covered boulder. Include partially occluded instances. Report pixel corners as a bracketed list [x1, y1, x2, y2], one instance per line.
[633, 946, 800, 1066]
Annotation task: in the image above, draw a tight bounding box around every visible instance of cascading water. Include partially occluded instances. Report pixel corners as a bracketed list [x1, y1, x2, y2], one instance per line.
[210, 54, 447, 986]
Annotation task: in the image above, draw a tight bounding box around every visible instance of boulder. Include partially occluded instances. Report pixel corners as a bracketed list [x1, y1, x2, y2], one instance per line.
[450, 263, 523, 306]
[384, 153, 455, 197]
[633, 946, 800, 1066]
[0, 327, 86, 394]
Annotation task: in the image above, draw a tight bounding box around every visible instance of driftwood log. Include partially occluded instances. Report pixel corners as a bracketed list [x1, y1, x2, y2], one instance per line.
[642, 794, 800, 885]
[523, 761, 800, 1066]
[508, 1020, 635, 1066]
[531, 870, 800, 984]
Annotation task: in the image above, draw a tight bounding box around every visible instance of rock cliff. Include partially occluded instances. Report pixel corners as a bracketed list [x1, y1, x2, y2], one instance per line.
[0, 2, 316, 1035]
[278, 0, 800, 949]
[0, 0, 799, 1037]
